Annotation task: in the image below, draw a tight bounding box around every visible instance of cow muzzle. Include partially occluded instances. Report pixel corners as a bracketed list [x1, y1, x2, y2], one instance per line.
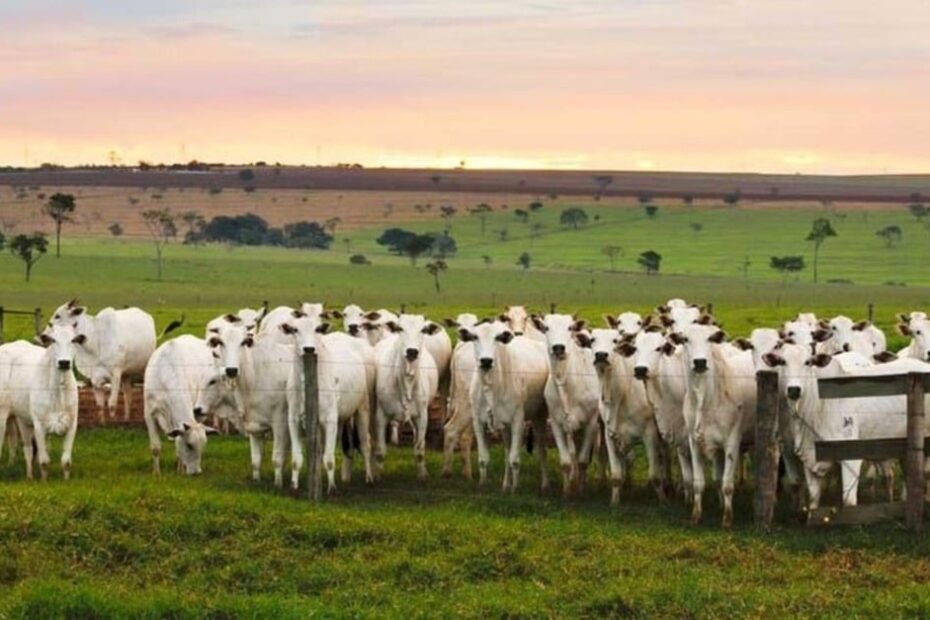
[405, 348, 419, 362]
[348, 325, 360, 336]
[193, 406, 204, 419]
[787, 386, 802, 401]
[634, 366, 648, 380]
[479, 357, 494, 371]
[225, 367, 239, 379]
[57, 360, 71, 371]
[593, 351, 610, 366]
[842, 343, 851, 353]
[551, 344, 566, 359]
[692, 359, 708, 373]
[302, 346, 316, 355]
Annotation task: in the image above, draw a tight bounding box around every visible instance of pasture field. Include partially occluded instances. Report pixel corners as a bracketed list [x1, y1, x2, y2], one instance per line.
[2, 429, 930, 618]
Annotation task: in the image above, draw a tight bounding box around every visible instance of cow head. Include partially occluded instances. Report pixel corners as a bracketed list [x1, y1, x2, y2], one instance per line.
[336, 304, 366, 336]
[583, 328, 620, 372]
[49, 299, 88, 329]
[899, 317, 930, 362]
[531, 313, 585, 361]
[605, 312, 644, 337]
[207, 322, 254, 379]
[387, 314, 441, 365]
[762, 343, 832, 402]
[500, 305, 532, 336]
[458, 320, 514, 372]
[237, 307, 265, 334]
[278, 312, 330, 355]
[38, 324, 81, 372]
[669, 323, 727, 375]
[447, 313, 480, 333]
[781, 319, 816, 349]
[663, 306, 704, 335]
[167, 420, 218, 475]
[620, 329, 675, 381]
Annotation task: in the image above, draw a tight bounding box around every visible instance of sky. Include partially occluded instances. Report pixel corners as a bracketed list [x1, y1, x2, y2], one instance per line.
[1, 0, 928, 173]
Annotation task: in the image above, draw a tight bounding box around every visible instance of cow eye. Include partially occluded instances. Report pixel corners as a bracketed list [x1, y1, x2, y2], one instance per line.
[208, 379, 217, 386]
[54, 314, 60, 319]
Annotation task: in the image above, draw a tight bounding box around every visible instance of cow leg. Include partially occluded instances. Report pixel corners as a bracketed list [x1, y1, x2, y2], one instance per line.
[472, 414, 490, 487]
[531, 417, 549, 494]
[61, 410, 79, 481]
[508, 416, 525, 494]
[121, 381, 133, 421]
[143, 406, 162, 476]
[548, 418, 573, 498]
[0, 408, 9, 466]
[500, 426, 513, 492]
[389, 420, 400, 445]
[577, 417, 600, 496]
[322, 418, 339, 494]
[93, 386, 107, 425]
[602, 428, 624, 507]
[840, 460, 862, 507]
[107, 372, 123, 420]
[712, 451, 726, 506]
[414, 408, 429, 482]
[5, 424, 18, 466]
[355, 404, 373, 484]
[19, 422, 35, 480]
[271, 418, 288, 489]
[460, 422, 474, 481]
[644, 423, 667, 503]
[340, 421, 355, 485]
[32, 422, 50, 482]
[441, 412, 461, 479]
[373, 405, 387, 482]
[248, 434, 263, 482]
[688, 435, 705, 525]
[721, 434, 741, 529]
[676, 442, 694, 505]
[288, 409, 304, 492]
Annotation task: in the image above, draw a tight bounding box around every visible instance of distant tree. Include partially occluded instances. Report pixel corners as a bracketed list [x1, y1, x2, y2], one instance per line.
[496, 228, 510, 242]
[0, 231, 4, 250]
[638, 250, 662, 275]
[283, 221, 333, 249]
[806, 217, 837, 283]
[876, 224, 903, 248]
[529, 201, 544, 212]
[690, 222, 703, 236]
[9, 233, 48, 282]
[342, 237, 352, 253]
[43, 192, 76, 258]
[377, 228, 417, 255]
[431, 232, 457, 258]
[530, 222, 545, 246]
[560, 207, 589, 230]
[141, 209, 177, 281]
[593, 176, 613, 195]
[242, 186, 256, 193]
[601, 245, 623, 271]
[439, 206, 457, 223]
[514, 208, 529, 223]
[469, 203, 493, 236]
[209, 187, 223, 195]
[637, 194, 652, 205]
[740, 256, 751, 280]
[482, 255, 493, 268]
[349, 253, 370, 265]
[402, 234, 435, 266]
[723, 191, 741, 205]
[108, 223, 124, 237]
[644, 204, 659, 218]
[908, 203, 928, 222]
[180, 210, 206, 244]
[324, 217, 342, 236]
[517, 252, 531, 270]
[770, 255, 805, 286]
[682, 195, 694, 206]
[203, 213, 273, 246]
[430, 175, 442, 185]
[238, 168, 255, 182]
[425, 259, 448, 293]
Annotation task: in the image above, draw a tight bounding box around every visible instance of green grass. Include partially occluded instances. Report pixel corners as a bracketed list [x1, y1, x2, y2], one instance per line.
[1, 428, 930, 619]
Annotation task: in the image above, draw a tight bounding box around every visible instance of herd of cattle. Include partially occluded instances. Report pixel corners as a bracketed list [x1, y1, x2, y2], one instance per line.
[2, 298, 930, 527]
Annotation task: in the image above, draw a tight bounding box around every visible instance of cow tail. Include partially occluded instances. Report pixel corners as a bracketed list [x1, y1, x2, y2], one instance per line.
[340, 423, 353, 456]
[352, 424, 361, 451]
[158, 314, 186, 340]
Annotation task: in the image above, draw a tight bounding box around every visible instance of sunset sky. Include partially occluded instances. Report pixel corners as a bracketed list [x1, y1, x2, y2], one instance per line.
[2, 1, 928, 173]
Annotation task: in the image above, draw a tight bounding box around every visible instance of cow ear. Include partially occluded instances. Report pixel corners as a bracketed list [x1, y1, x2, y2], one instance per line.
[319, 311, 332, 320]
[898, 313, 910, 324]
[812, 329, 832, 343]
[385, 321, 402, 334]
[641, 315, 653, 327]
[659, 315, 674, 328]
[762, 352, 785, 367]
[204, 425, 219, 435]
[443, 318, 457, 328]
[818, 319, 830, 330]
[37, 333, 54, 347]
[777, 328, 787, 339]
[316, 323, 330, 334]
[497, 313, 509, 323]
[604, 314, 619, 329]
[733, 337, 753, 351]
[208, 336, 222, 347]
[364, 311, 381, 321]
[72, 334, 87, 345]
[660, 342, 676, 356]
[458, 329, 475, 342]
[617, 342, 637, 357]
[708, 330, 727, 344]
[208, 327, 220, 334]
[695, 314, 714, 325]
[496, 331, 514, 344]
[853, 320, 870, 331]
[167, 428, 184, 438]
[70, 306, 86, 317]
[421, 323, 441, 336]
[570, 319, 587, 332]
[668, 332, 687, 345]
[361, 322, 378, 332]
[291, 309, 306, 318]
[780, 337, 796, 346]
[873, 351, 897, 363]
[242, 335, 254, 348]
[332, 309, 345, 319]
[644, 324, 662, 333]
[809, 353, 833, 368]
[279, 323, 298, 336]
[897, 323, 913, 337]
[224, 313, 241, 323]
[655, 304, 670, 314]
[530, 315, 548, 333]
[573, 332, 592, 348]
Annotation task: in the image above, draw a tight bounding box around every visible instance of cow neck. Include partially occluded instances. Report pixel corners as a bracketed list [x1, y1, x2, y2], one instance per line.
[38, 347, 77, 416]
[392, 339, 418, 413]
[550, 342, 584, 418]
[75, 314, 101, 357]
[235, 345, 260, 422]
[791, 368, 825, 468]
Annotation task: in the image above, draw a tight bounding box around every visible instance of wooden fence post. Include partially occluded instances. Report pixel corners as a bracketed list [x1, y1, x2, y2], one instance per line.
[905, 372, 925, 532]
[868, 303, 875, 324]
[706, 303, 715, 316]
[33, 307, 43, 336]
[754, 370, 780, 530]
[304, 349, 322, 502]
[549, 302, 556, 314]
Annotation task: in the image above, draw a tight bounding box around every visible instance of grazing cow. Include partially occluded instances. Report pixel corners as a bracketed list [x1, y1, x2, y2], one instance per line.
[499, 305, 546, 342]
[331, 304, 383, 342]
[531, 314, 601, 496]
[762, 344, 930, 512]
[49, 300, 178, 422]
[670, 323, 756, 527]
[360, 309, 402, 345]
[277, 313, 373, 493]
[618, 328, 693, 502]
[259, 303, 325, 342]
[206, 306, 266, 336]
[198, 321, 299, 487]
[459, 320, 549, 492]
[373, 315, 440, 481]
[581, 326, 666, 505]
[0, 325, 80, 480]
[143, 335, 218, 475]
[817, 316, 890, 360]
[440, 313, 482, 479]
[898, 316, 930, 362]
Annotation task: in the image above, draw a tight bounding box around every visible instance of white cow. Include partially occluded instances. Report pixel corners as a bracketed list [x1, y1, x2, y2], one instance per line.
[331, 304, 382, 342]
[198, 322, 299, 487]
[373, 315, 440, 481]
[277, 313, 372, 493]
[458, 320, 549, 492]
[898, 316, 930, 363]
[762, 344, 930, 512]
[360, 309, 401, 345]
[49, 300, 175, 422]
[581, 327, 666, 505]
[260, 303, 325, 343]
[795, 313, 819, 329]
[143, 335, 218, 475]
[660, 305, 707, 334]
[440, 313, 481, 479]
[206, 306, 266, 336]
[818, 316, 890, 360]
[499, 305, 546, 342]
[0, 325, 80, 480]
[531, 314, 601, 496]
[605, 312, 648, 337]
[781, 319, 818, 350]
[671, 323, 756, 527]
[619, 328, 693, 503]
